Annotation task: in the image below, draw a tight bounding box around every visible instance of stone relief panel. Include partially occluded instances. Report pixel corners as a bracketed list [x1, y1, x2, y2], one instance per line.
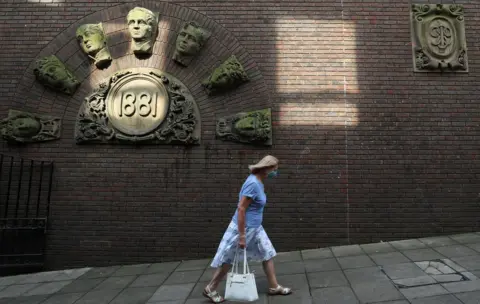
[173, 21, 211, 67]
[75, 68, 200, 145]
[411, 4, 468, 72]
[127, 7, 159, 57]
[202, 55, 249, 96]
[0, 110, 61, 143]
[76, 23, 112, 69]
[33, 55, 80, 95]
[216, 108, 272, 146]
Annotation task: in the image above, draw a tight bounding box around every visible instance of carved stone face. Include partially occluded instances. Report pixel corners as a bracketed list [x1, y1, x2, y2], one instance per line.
[216, 109, 272, 145]
[76, 24, 106, 54]
[176, 25, 201, 55]
[127, 8, 155, 41]
[10, 117, 41, 137]
[33, 56, 80, 95]
[202, 55, 249, 95]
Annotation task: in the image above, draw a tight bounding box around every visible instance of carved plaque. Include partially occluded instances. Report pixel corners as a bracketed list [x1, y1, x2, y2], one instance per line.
[105, 73, 169, 135]
[216, 108, 272, 146]
[0, 110, 61, 143]
[202, 55, 249, 96]
[411, 4, 468, 72]
[75, 68, 200, 145]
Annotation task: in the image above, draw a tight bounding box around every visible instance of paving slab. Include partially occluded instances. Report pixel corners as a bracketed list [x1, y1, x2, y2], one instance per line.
[433, 245, 478, 258]
[453, 290, 480, 304]
[360, 242, 397, 254]
[109, 286, 158, 304]
[49, 268, 91, 282]
[442, 280, 480, 293]
[369, 252, 410, 266]
[383, 262, 427, 280]
[350, 281, 404, 303]
[402, 249, 445, 262]
[440, 258, 467, 272]
[74, 288, 123, 304]
[271, 292, 312, 304]
[400, 284, 449, 300]
[147, 283, 195, 302]
[409, 294, 463, 304]
[0, 283, 39, 298]
[373, 301, 410, 304]
[344, 266, 390, 284]
[393, 276, 436, 288]
[79, 266, 121, 279]
[39, 292, 84, 304]
[274, 251, 302, 263]
[0, 275, 26, 286]
[175, 259, 210, 272]
[304, 258, 340, 273]
[337, 255, 375, 269]
[451, 255, 480, 271]
[58, 278, 105, 293]
[311, 286, 358, 303]
[112, 264, 151, 277]
[390, 239, 427, 251]
[466, 242, 480, 253]
[274, 261, 306, 275]
[331, 245, 364, 257]
[163, 270, 203, 285]
[418, 236, 458, 247]
[450, 233, 480, 244]
[301, 248, 333, 260]
[93, 275, 136, 290]
[0, 295, 48, 304]
[130, 273, 170, 288]
[307, 270, 349, 288]
[144, 262, 180, 274]
[22, 281, 72, 296]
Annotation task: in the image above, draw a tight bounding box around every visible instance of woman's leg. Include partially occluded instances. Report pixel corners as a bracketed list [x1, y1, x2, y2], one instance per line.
[262, 258, 279, 288]
[206, 263, 231, 290]
[262, 258, 292, 295]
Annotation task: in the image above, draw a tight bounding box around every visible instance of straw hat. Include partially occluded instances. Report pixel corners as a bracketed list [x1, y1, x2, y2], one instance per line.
[248, 155, 279, 172]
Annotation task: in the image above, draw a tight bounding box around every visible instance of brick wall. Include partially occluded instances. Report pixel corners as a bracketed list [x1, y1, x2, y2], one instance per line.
[0, 0, 479, 270]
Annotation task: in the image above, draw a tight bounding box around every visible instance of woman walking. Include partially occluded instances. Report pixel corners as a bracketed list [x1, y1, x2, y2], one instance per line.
[203, 155, 292, 303]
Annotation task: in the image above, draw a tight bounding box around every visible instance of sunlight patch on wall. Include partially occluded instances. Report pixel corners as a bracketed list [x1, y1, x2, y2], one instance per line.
[274, 18, 358, 126]
[29, 0, 64, 5]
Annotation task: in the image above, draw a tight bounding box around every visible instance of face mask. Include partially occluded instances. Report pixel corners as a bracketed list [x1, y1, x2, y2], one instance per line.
[267, 170, 278, 178]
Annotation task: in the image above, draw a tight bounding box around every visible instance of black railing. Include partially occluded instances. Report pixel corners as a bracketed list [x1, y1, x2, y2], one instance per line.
[0, 154, 54, 276]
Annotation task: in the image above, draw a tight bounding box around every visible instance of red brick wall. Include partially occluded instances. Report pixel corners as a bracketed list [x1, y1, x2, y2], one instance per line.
[1, 0, 479, 270]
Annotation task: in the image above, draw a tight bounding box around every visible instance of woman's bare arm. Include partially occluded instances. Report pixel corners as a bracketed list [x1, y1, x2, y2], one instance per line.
[237, 196, 252, 247]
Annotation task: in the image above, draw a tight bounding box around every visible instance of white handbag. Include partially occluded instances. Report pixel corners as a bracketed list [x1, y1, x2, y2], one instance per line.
[224, 248, 259, 302]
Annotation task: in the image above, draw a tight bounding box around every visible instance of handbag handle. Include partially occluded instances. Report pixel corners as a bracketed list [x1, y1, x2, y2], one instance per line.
[231, 247, 250, 275]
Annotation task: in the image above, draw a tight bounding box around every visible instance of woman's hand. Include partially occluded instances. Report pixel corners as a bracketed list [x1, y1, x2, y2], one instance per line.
[239, 234, 246, 249]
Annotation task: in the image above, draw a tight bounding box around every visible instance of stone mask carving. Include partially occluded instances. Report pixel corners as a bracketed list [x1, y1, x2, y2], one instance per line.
[33, 55, 80, 95]
[216, 108, 272, 146]
[127, 7, 159, 56]
[76, 23, 112, 69]
[173, 21, 211, 66]
[0, 110, 61, 143]
[202, 55, 249, 95]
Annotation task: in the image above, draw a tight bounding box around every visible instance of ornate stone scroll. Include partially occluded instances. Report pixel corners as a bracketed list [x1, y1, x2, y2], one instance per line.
[0, 110, 61, 143]
[127, 7, 159, 57]
[75, 68, 200, 145]
[173, 21, 211, 67]
[202, 55, 249, 95]
[216, 108, 272, 146]
[76, 23, 112, 69]
[411, 4, 468, 72]
[33, 55, 80, 95]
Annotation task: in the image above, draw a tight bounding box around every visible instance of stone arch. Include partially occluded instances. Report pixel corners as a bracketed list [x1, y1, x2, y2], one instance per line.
[13, 0, 271, 148]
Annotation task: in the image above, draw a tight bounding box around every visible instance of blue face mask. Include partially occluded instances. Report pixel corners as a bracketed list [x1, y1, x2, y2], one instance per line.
[267, 170, 278, 178]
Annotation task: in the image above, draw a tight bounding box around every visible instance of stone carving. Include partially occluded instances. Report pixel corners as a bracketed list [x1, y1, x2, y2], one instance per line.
[75, 68, 200, 145]
[76, 23, 112, 69]
[411, 4, 468, 72]
[0, 110, 61, 143]
[33, 55, 80, 95]
[202, 55, 249, 95]
[216, 108, 272, 146]
[173, 21, 211, 67]
[127, 7, 159, 57]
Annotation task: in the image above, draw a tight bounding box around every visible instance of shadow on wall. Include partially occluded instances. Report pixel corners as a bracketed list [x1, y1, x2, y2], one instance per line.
[0, 0, 479, 270]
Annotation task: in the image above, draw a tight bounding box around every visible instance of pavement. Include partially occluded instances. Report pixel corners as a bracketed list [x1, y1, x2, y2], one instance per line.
[1, 233, 480, 304]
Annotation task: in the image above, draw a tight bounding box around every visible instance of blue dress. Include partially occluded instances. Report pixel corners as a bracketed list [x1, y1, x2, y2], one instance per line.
[210, 175, 277, 268]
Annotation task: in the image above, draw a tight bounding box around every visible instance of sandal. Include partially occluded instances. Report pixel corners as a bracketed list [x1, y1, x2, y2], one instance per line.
[203, 285, 225, 303]
[268, 284, 292, 296]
